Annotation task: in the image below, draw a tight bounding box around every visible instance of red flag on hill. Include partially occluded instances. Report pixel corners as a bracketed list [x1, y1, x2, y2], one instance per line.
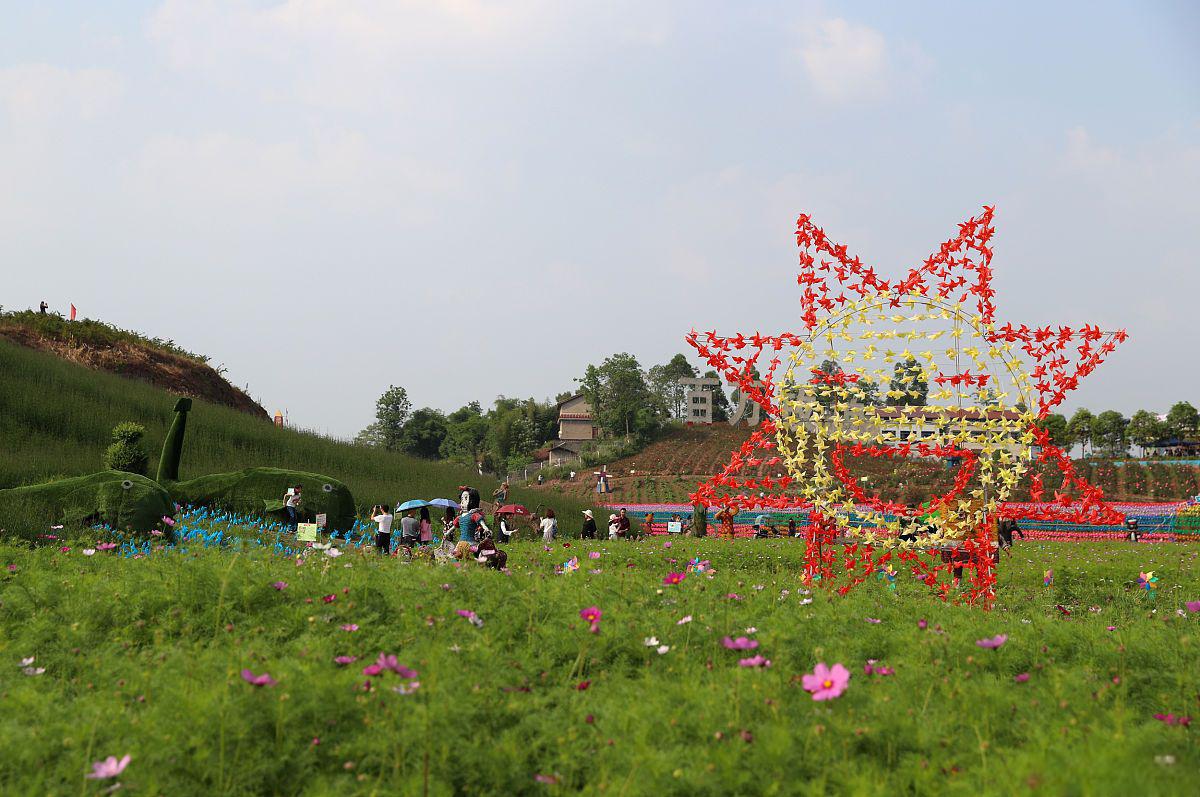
[69, 304, 76, 321]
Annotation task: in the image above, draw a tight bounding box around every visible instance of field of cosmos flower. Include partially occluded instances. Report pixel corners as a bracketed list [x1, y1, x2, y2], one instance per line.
[3, 519, 1199, 795]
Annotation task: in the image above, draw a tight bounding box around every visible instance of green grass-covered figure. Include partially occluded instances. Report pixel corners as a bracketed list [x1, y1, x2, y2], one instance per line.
[0, 471, 175, 540]
[156, 398, 356, 533]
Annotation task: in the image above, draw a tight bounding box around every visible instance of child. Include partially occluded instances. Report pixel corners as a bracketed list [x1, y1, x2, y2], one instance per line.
[371, 504, 394, 555]
[608, 513, 620, 540]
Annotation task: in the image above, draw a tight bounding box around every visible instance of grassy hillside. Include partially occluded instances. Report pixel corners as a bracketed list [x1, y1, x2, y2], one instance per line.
[0, 338, 598, 523]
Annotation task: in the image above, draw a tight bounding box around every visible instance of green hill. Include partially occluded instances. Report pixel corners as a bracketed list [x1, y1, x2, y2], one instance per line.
[0, 338, 598, 524]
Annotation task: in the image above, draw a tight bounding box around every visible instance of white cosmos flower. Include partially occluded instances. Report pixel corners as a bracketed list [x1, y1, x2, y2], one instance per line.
[643, 637, 659, 647]
[20, 657, 35, 667]
[325, 548, 343, 558]
[82, 549, 96, 556]
[656, 645, 670, 655]
[677, 616, 692, 625]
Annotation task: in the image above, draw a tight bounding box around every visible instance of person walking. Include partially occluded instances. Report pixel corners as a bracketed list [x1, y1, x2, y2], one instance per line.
[540, 508, 558, 543]
[419, 506, 433, 545]
[580, 509, 597, 539]
[371, 504, 394, 555]
[284, 485, 303, 531]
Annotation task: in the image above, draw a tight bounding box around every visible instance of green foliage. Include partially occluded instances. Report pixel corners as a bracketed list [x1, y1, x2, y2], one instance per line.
[1035, 413, 1072, 449]
[1165, 401, 1199, 440]
[1068, 408, 1095, 455]
[396, 408, 449, 458]
[0, 471, 174, 539]
[1093, 410, 1129, 457]
[173, 468, 357, 532]
[1127, 410, 1168, 451]
[647, 353, 698, 419]
[579, 352, 662, 438]
[0, 537, 1198, 794]
[579, 436, 643, 467]
[886, 356, 928, 406]
[357, 385, 412, 450]
[103, 421, 149, 475]
[0, 307, 208, 363]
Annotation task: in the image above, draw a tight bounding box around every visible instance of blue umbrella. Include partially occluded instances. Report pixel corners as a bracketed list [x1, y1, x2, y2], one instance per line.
[428, 498, 460, 510]
[396, 499, 431, 511]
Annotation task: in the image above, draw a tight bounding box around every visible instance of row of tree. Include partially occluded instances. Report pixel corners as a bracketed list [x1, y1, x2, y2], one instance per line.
[353, 352, 733, 473]
[1037, 402, 1200, 457]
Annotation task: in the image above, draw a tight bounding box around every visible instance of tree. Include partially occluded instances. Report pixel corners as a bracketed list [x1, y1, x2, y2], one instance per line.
[1035, 413, 1072, 448]
[103, 421, 149, 475]
[578, 353, 660, 438]
[648, 354, 698, 419]
[1092, 410, 1129, 457]
[397, 408, 448, 458]
[1067, 408, 1094, 456]
[356, 385, 412, 450]
[440, 402, 489, 462]
[1166, 402, 1199, 440]
[886, 356, 928, 407]
[856, 377, 881, 407]
[1127, 410, 1167, 453]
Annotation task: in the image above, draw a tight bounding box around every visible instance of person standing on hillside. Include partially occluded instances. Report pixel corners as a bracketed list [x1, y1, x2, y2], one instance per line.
[715, 506, 735, 540]
[607, 513, 620, 540]
[498, 512, 516, 544]
[371, 504, 394, 555]
[284, 485, 303, 531]
[39, 301, 48, 314]
[580, 510, 597, 539]
[540, 508, 558, 543]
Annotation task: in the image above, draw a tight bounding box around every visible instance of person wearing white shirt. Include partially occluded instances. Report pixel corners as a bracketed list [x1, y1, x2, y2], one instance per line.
[540, 508, 558, 543]
[371, 505, 394, 555]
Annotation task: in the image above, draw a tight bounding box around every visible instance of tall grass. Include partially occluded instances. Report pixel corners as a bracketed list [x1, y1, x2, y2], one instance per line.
[0, 531, 1197, 794]
[0, 339, 599, 521]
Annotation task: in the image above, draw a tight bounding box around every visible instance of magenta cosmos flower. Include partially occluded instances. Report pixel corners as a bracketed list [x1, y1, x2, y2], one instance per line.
[270, 581, 288, 590]
[801, 662, 850, 701]
[976, 634, 1008, 649]
[86, 754, 131, 779]
[240, 669, 277, 687]
[662, 572, 687, 586]
[722, 636, 759, 651]
[579, 606, 602, 623]
[738, 655, 772, 668]
[362, 653, 417, 679]
[334, 656, 357, 666]
[1185, 601, 1200, 613]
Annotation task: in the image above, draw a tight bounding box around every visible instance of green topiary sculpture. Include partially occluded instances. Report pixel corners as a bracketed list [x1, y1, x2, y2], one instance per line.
[104, 422, 150, 476]
[0, 471, 175, 540]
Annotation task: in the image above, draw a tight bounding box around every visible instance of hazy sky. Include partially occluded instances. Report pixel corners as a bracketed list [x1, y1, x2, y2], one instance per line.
[3, 1, 1197, 438]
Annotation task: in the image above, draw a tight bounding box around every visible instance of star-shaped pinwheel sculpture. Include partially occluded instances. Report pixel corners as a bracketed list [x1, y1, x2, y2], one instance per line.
[687, 207, 1127, 606]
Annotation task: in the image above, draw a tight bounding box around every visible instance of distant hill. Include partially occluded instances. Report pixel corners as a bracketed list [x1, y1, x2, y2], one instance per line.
[0, 337, 602, 524]
[0, 309, 267, 418]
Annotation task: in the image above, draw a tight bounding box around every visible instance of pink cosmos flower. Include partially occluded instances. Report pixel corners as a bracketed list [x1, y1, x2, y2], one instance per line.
[1014, 673, 1031, 683]
[576, 680, 591, 691]
[441, 583, 452, 591]
[662, 572, 687, 586]
[725, 593, 743, 601]
[722, 636, 759, 651]
[976, 634, 1008, 649]
[271, 581, 288, 590]
[6, 564, 16, 572]
[334, 656, 357, 666]
[579, 606, 602, 624]
[801, 662, 850, 701]
[393, 681, 420, 695]
[86, 754, 131, 779]
[456, 609, 484, 628]
[864, 617, 881, 624]
[863, 660, 894, 676]
[738, 655, 772, 668]
[663, 541, 672, 549]
[1107, 626, 1117, 631]
[677, 615, 693, 625]
[340, 624, 359, 632]
[162, 516, 176, 526]
[240, 669, 277, 687]
[321, 594, 336, 604]
[1186, 601, 1200, 613]
[917, 619, 928, 630]
[1154, 713, 1192, 727]
[589, 551, 601, 559]
[534, 774, 559, 785]
[59, 546, 70, 553]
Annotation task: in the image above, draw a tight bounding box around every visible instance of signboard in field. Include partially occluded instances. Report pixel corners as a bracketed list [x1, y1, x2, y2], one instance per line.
[315, 513, 327, 528]
[296, 523, 319, 542]
[667, 522, 683, 534]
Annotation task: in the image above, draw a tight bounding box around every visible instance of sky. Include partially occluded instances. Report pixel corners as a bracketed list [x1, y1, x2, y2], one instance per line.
[2, 1, 1197, 438]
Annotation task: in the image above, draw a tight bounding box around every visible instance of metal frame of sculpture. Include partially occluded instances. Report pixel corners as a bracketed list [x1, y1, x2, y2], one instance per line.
[686, 206, 1127, 607]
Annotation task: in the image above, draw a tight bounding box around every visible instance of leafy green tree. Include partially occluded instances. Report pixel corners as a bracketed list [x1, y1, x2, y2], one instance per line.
[648, 354, 698, 419]
[1092, 410, 1129, 457]
[579, 353, 660, 438]
[103, 421, 149, 475]
[397, 408, 448, 458]
[1067, 408, 1094, 456]
[810, 359, 843, 409]
[440, 402, 489, 461]
[356, 385, 412, 450]
[1035, 413, 1072, 448]
[1127, 410, 1167, 453]
[856, 377, 881, 407]
[886, 356, 928, 407]
[1166, 402, 1199, 440]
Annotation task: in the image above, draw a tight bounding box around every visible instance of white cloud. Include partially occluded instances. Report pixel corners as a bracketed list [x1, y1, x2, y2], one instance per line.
[0, 64, 122, 126]
[794, 18, 890, 102]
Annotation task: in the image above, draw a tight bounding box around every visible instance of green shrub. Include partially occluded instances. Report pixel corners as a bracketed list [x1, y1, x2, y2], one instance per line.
[103, 421, 149, 475]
